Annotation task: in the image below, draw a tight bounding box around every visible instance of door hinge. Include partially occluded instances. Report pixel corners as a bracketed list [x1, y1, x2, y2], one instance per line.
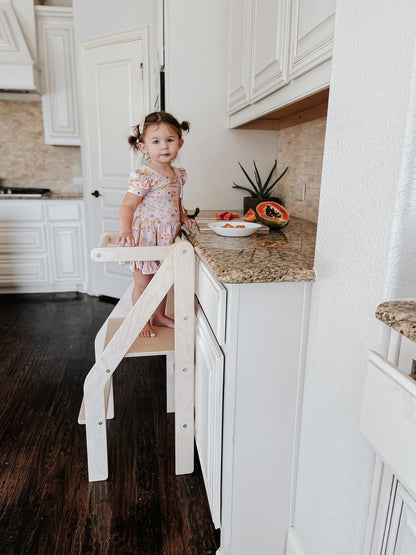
[139, 62, 143, 80]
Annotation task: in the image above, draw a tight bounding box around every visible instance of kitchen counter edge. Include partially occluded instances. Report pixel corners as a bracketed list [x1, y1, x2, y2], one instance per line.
[376, 301, 416, 342]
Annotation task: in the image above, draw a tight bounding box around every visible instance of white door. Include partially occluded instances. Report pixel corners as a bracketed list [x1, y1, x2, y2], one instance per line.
[79, 29, 150, 298]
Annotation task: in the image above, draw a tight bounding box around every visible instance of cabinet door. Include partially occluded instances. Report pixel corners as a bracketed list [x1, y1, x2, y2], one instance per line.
[47, 202, 86, 286]
[386, 483, 416, 554]
[288, 0, 336, 80]
[250, 0, 289, 103]
[227, 0, 251, 114]
[195, 306, 224, 529]
[36, 7, 80, 145]
[50, 224, 84, 283]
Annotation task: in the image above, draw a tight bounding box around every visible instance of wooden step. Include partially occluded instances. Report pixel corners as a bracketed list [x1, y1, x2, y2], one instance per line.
[105, 317, 175, 357]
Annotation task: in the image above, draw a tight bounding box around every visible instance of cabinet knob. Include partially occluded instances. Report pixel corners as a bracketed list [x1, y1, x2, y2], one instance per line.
[91, 190, 102, 198]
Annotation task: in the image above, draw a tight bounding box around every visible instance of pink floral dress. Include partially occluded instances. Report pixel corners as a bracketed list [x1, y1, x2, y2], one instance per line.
[123, 164, 187, 274]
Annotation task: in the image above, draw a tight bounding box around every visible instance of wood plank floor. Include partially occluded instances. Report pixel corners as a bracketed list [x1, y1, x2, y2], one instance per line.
[0, 293, 219, 555]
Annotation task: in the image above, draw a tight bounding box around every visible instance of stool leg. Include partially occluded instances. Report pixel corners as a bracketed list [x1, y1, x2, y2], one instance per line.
[174, 240, 195, 475]
[84, 386, 109, 481]
[166, 353, 175, 413]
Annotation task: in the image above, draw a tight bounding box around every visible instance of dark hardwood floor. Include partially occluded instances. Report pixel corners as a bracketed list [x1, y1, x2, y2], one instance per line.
[0, 293, 219, 555]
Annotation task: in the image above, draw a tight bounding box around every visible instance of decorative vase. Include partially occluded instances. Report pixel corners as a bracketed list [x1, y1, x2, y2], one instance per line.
[243, 196, 284, 214]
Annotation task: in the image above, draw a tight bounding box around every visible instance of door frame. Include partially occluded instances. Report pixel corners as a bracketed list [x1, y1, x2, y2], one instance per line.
[78, 28, 150, 296]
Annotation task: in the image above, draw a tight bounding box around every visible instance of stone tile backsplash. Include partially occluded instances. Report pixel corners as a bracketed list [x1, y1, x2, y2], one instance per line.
[0, 100, 83, 194]
[276, 117, 327, 223]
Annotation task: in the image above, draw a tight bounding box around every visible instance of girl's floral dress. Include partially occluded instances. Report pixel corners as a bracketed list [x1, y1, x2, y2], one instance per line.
[123, 164, 187, 274]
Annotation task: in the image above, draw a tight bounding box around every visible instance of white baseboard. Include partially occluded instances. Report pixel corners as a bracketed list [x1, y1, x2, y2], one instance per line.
[286, 526, 305, 555]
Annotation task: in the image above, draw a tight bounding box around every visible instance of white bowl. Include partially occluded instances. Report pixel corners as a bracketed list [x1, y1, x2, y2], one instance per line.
[208, 221, 262, 237]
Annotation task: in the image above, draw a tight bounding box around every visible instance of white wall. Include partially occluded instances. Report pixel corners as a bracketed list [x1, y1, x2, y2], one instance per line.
[164, 0, 277, 211]
[72, 0, 157, 105]
[293, 1, 416, 553]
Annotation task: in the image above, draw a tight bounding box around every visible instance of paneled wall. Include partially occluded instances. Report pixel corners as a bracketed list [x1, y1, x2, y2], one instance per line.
[277, 117, 327, 223]
[0, 100, 82, 193]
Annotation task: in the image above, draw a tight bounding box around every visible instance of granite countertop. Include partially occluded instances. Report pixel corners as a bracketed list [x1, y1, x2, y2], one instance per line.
[376, 301, 416, 342]
[184, 211, 317, 284]
[0, 192, 83, 200]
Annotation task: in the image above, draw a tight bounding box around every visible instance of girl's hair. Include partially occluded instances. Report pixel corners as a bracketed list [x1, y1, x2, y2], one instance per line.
[128, 111, 190, 150]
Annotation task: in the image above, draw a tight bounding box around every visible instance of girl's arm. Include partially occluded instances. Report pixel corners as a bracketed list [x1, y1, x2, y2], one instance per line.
[179, 199, 196, 230]
[117, 193, 141, 246]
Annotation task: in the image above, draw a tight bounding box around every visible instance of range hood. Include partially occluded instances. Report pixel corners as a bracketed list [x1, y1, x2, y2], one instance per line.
[0, 0, 41, 93]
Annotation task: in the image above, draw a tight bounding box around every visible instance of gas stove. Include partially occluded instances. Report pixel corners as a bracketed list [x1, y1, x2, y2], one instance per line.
[0, 186, 51, 198]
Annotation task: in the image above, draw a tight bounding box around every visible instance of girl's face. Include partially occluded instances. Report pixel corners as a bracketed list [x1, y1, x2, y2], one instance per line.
[139, 122, 183, 165]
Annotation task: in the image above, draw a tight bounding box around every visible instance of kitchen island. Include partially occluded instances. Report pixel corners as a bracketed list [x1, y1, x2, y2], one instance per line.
[183, 214, 316, 555]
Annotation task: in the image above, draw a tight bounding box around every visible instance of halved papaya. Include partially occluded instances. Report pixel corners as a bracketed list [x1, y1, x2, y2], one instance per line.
[256, 201, 289, 229]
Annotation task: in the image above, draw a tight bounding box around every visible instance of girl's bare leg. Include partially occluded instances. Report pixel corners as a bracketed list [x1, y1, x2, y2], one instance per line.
[151, 296, 175, 328]
[133, 270, 155, 338]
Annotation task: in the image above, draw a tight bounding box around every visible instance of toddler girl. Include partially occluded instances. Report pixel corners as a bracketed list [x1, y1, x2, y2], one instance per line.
[117, 111, 195, 338]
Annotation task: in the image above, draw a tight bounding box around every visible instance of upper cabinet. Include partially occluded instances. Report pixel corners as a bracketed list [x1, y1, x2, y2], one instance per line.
[227, 0, 336, 128]
[35, 6, 81, 146]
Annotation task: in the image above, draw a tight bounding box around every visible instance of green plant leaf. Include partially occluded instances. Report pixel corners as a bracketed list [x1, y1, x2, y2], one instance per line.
[253, 161, 263, 192]
[238, 162, 257, 192]
[262, 159, 278, 190]
[263, 166, 289, 197]
[235, 161, 288, 198]
[232, 183, 258, 197]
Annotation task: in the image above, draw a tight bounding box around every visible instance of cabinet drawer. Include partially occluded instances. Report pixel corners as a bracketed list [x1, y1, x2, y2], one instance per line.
[47, 202, 81, 221]
[0, 224, 47, 254]
[0, 202, 44, 221]
[0, 256, 49, 284]
[195, 260, 226, 344]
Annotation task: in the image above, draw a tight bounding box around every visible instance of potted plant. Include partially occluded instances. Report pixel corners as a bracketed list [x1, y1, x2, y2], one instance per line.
[232, 159, 288, 213]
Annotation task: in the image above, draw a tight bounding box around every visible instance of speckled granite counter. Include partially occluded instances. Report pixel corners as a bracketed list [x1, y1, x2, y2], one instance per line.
[376, 301, 416, 342]
[184, 212, 316, 284]
[0, 192, 83, 200]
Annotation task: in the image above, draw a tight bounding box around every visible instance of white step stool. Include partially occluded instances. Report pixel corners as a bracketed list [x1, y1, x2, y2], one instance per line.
[78, 234, 195, 482]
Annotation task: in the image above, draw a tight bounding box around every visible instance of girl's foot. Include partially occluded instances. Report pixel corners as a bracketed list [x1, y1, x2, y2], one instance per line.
[139, 322, 156, 338]
[151, 314, 175, 329]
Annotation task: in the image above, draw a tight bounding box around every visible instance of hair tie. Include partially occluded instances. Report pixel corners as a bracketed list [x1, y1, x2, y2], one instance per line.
[138, 116, 145, 135]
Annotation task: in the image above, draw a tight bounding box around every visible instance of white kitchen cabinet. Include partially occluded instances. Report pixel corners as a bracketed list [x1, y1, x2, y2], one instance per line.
[194, 259, 311, 554]
[227, 0, 335, 127]
[228, 0, 289, 113]
[288, 0, 336, 80]
[0, 199, 86, 293]
[361, 328, 416, 554]
[386, 482, 416, 554]
[195, 305, 224, 529]
[250, 0, 289, 103]
[35, 6, 80, 146]
[227, 0, 251, 114]
[0, 202, 49, 286]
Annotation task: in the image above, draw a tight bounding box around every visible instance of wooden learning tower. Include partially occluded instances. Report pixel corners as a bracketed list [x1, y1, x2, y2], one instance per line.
[78, 233, 195, 482]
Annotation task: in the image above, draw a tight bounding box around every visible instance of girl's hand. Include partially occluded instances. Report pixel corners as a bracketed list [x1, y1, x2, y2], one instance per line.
[180, 214, 197, 230]
[117, 231, 135, 246]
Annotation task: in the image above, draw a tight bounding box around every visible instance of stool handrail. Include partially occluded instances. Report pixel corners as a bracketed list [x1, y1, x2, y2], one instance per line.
[91, 232, 177, 263]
